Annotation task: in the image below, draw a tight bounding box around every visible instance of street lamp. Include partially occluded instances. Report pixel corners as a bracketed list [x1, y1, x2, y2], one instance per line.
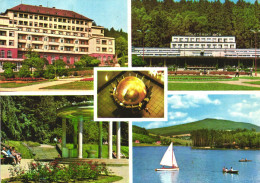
[250, 30, 260, 76]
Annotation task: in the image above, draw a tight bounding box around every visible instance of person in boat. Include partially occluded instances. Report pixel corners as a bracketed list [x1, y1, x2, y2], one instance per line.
[230, 167, 233, 171]
[223, 167, 227, 172]
[245, 158, 247, 161]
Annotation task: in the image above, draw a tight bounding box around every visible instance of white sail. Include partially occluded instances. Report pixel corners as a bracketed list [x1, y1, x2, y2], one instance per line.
[160, 142, 178, 167]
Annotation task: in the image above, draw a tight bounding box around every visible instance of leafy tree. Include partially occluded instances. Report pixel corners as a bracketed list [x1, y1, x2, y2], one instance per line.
[44, 65, 55, 79]
[23, 49, 45, 74]
[18, 65, 31, 78]
[3, 62, 16, 78]
[115, 36, 128, 58]
[89, 59, 100, 67]
[132, 55, 146, 66]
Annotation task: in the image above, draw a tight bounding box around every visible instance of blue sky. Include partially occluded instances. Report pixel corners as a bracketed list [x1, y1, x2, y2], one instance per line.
[0, 0, 128, 32]
[134, 94, 260, 129]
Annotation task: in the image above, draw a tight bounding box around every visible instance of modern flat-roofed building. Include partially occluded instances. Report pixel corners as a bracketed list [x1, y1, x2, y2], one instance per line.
[171, 36, 236, 49]
[0, 4, 115, 72]
[132, 35, 260, 68]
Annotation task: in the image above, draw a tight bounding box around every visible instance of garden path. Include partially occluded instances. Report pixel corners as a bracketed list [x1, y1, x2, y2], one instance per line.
[109, 166, 129, 183]
[0, 78, 84, 92]
[1, 159, 33, 180]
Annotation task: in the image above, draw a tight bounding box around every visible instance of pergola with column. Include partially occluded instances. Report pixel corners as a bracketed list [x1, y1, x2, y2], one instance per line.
[57, 105, 128, 159]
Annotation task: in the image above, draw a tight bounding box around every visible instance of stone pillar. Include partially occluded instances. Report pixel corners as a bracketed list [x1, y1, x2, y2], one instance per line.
[108, 121, 113, 159]
[150, 58, 152, 66]
[116, 122, 121, 159]
[78, 117, 83, 159]
[98, 122, 103, 158]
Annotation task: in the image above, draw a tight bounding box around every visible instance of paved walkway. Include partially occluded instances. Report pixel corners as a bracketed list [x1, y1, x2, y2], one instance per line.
[109, 165, 129, 183]
[168, 78, 260, 88]
[1, 159, 34, 180]
[0, 78, 85, 92]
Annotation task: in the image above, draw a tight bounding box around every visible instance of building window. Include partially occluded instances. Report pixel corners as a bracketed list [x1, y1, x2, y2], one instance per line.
[60, 39, 64, 43]
[67, 56, 70, 64]
[44, 45, 48, 49]
[96, 39, 100, 44]
[109, 41, 112, 45]
[102, 40, 107, 45]
[60, 46, 64, 50]
[27, 35, 32, 40]
[96, 47, 100, 52]
[43, 30, 48, 33]
[75, 47, 78, 51]
[51, 46, 56, 50]
[29, 15, 33, 19]
[109, 48, 113, 52]
[27, 44, 31, 48]
[35, 45, 39, 49]
[54, 18, 57, 22]
[59, 55, 63, 60]
[81, 48, 85, 52]
[0, 50, 5, 58]
[9, 32, 14, 37]
[103, 56, 107, 61]
[27, 28, 31, 32]
[14, 20, 17, 24]
[102, 48, 107, 52]
[108, 56, 111, 61]
[9, 41, 14, 46]
[18, 44, 22, 48]
[75, 40, 79, 44]
[35, 15, 38, 19]
[14, 12, 17, 17]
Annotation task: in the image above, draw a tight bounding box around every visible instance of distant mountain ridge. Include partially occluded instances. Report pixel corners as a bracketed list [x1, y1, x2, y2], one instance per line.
[148, 118, 260, 136]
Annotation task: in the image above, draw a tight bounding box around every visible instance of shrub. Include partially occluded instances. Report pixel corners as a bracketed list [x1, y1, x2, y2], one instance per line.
[44, 65, 55, 79]
[18, 65, 31, 78]
[4, 68, 15, 78]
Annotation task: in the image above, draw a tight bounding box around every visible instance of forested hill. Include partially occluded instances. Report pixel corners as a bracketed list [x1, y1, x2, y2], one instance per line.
[132, 0, 260, 48]
[148, 118, 260, 136]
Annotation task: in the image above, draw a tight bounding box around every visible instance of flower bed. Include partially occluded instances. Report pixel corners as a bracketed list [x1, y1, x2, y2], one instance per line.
[168, 76, 233, 81]
[2, 77, 44, 81]
[8, 160, 109, 182]
[81, 77, 94, 81]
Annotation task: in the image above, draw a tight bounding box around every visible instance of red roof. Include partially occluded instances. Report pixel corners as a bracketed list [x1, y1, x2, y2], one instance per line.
[7, 4, 92, 21]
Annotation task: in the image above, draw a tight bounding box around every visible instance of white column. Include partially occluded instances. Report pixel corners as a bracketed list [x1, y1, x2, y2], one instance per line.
[78, 118, 83, 158]
[108, 121, 113, 159]
[116, 122, 121, 159]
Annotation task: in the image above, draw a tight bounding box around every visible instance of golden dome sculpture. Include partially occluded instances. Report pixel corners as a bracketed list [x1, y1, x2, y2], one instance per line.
[114, 76, 147, 105]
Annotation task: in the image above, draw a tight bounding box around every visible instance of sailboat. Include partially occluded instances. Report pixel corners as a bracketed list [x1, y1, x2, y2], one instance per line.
[155, 142, 179, 171]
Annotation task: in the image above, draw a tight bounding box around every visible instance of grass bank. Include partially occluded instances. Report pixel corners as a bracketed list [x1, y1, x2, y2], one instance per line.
[41, 81, 93, 90]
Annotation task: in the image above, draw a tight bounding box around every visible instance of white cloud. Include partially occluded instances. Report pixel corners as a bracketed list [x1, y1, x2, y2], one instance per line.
[168, 112, 187, 120]
[168, 94, 221, 109]
[228, 100, 260, 125]
[146, 122, 167, 129]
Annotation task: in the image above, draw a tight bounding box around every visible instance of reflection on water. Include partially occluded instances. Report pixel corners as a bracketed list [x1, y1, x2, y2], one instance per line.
[133, 146, 260, 183]
[157, 171, 179, 183]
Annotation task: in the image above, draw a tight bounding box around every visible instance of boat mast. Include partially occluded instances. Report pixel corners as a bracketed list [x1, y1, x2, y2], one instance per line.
[172, 142, 174, 168]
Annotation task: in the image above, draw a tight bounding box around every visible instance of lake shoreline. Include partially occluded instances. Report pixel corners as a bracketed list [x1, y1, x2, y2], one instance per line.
[133, 144, 260, 150]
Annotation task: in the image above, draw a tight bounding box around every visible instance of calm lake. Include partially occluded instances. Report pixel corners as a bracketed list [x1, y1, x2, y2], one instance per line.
[133, 146, 260, 183]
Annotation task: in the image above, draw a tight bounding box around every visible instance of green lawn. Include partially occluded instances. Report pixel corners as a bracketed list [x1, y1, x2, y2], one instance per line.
[239, 76, 260, 80]
[0, 81, 49, 88]
[168, 83, 260, 90]
[41, 81, 93, 90]
[244, 81, 260, 85]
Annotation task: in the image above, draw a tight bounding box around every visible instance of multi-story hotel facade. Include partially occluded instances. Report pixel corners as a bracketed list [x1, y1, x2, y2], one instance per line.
[0, 4, 115, 72]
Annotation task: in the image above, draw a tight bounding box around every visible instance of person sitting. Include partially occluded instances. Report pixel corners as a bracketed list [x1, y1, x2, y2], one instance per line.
[2, 147, 16, 164]
[112, 151, 117, 159]
[223, 166, 227, 172]
[11, 147, 21, 164]
[230, 167, 233, 171]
